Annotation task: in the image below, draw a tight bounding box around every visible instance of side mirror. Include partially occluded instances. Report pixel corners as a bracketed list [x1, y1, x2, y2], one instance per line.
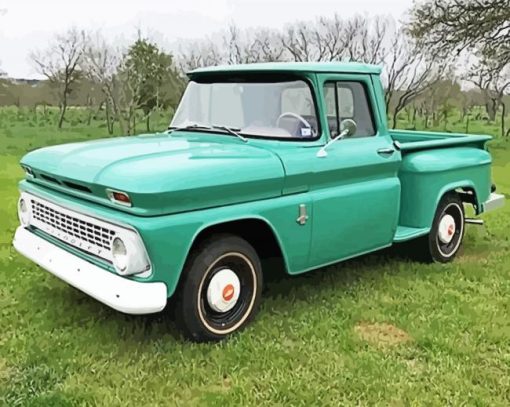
[316, 119, 358, 158]
[340, 118, 357, 137]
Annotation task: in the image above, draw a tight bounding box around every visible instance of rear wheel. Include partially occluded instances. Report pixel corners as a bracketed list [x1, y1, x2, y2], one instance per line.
[174, 234, 263, 342]
[414, 193, 465, 263]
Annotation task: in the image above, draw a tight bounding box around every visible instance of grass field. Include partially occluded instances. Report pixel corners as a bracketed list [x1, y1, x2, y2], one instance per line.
[1, 109, 509, 405]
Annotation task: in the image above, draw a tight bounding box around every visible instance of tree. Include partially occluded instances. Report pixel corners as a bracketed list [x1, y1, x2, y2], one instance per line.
[408, 0, 510, 72]
[179, 15, 395, 69]
[382, 28, 446, 128]
[179, 25, 285, 70]
[30, 28, 86, 128]
[178, 40, 223, 71]
[408, 0, 510, 137]
[120, 36, 184, 132]
[82, 32, 128, 134]
[343, 15, 388, 65]
[406, 78, 462, 129]
[83, 32, 184, 135]
[280, 14, 391, 63]
[280, 25, 317, 62]
[244, 29, 285, 62]
[468, 62, 510, 136]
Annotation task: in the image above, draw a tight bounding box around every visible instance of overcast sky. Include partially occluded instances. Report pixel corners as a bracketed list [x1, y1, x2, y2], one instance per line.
[0, 0, 413, 78]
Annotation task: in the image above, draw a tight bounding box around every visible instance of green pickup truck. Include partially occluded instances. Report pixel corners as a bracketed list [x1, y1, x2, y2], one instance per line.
[13, 62, 504, 341]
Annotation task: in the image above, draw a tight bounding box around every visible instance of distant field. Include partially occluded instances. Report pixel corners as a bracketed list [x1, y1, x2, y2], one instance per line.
[1, 107, 509, 405]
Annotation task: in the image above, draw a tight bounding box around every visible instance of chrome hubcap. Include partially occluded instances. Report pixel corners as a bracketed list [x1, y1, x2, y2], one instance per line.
[206, 268, 241, 313]
[438, 214, 456, 244]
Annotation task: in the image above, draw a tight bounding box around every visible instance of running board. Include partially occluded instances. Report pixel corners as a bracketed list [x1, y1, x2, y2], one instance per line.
[393, 226, 430, 243]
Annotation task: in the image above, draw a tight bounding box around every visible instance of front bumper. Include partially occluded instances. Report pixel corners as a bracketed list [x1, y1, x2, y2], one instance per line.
[482, 193, 505, 213]
[13, 226, 167, 315]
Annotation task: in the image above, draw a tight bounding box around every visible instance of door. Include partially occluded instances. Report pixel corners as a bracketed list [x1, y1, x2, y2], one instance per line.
[307, 75, 401, 267]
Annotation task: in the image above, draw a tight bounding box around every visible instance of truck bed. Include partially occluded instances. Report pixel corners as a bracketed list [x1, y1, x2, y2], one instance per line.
[391, 128, 493, 243]
[389, 129, 491, 152]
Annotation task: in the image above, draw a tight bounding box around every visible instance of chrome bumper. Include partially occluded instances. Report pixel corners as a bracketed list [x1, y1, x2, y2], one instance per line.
[482, 193, 505, 213]
[13, 227, 167, 315]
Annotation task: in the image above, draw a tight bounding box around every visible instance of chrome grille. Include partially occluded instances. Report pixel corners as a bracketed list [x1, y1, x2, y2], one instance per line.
[31, 200, 114, 249]
[27, 194, 118, 262]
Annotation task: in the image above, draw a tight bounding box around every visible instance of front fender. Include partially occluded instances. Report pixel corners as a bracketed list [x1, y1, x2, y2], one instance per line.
[136, 193, 313, 297]
[20, 181, 312, 299]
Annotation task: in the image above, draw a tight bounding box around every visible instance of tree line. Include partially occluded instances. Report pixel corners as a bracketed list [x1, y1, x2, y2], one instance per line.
[0, 0, 509, 136]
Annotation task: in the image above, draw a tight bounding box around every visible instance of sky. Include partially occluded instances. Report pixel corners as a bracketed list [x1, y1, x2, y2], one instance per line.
[0, 0, 413, 78]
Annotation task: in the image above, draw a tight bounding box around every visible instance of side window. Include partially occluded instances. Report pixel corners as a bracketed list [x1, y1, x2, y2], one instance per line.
[324, 81, 375, 138]
[338, 87, 354, 118]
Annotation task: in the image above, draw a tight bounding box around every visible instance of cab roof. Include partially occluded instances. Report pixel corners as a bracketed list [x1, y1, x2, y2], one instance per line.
[188, 62, 382, 77]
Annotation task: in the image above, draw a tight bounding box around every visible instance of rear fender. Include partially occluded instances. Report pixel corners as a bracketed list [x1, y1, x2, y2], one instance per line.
[436, 181, 479, 212]
[398, 147, 491, 228]
[399, 177, 486, 229]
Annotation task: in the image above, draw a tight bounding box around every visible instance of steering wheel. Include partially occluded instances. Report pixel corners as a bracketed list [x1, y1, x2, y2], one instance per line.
[276, 112, 313, 135]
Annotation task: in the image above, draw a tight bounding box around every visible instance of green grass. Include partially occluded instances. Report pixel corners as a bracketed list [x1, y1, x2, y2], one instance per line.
[1, 108, 510, 405]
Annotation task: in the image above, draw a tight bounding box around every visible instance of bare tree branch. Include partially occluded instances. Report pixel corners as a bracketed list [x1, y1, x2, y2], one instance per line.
[30, 28, 86, 128]
[409, 0, 510, 72]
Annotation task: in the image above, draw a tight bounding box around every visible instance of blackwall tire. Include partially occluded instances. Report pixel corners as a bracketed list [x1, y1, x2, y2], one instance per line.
[413, 193, 465, 263]
[174, 234, 263, 342]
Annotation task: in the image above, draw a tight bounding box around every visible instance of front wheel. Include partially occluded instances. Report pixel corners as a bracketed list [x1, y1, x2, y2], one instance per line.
[414, 193, 465, 263]
[174, 234, 263, 342]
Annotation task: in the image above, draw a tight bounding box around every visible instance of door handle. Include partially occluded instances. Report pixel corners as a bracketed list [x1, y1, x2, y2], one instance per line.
[377, 148, 395, 157]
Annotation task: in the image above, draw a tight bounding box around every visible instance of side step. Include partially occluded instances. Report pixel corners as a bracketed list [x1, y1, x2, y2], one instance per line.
[394, 218, 483, 243]
[393, 226, 430, 243]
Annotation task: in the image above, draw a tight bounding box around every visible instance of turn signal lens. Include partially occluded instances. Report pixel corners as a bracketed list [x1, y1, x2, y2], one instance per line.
[107, 189, 132, 207]
[113, 192, 130, 203]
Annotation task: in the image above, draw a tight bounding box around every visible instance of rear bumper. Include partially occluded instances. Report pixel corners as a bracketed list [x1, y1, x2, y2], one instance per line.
[482, 193, 505, 213]
[13, 227, 167, 315]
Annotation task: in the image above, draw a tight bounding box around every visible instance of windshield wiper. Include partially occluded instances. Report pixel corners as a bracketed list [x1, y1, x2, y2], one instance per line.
[167, 123, 211, 134]
[211, 125, 248, 143]
[168, 123, 248, 142]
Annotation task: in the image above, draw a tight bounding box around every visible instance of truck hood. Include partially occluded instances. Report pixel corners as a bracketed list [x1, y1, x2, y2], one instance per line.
[21, 133, 285, 216]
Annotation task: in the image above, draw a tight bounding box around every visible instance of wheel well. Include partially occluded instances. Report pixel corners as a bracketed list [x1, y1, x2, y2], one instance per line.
[455, 187, 479, 212]
[189, 219, 286, 273]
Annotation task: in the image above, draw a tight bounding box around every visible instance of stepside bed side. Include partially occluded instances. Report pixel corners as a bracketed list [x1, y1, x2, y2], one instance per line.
[397, 146, 492, 230]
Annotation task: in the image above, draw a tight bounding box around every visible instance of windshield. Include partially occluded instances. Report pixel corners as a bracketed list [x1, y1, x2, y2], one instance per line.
[170, 78, 319, 139]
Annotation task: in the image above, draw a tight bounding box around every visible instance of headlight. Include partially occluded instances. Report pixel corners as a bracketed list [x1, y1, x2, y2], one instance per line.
[112, 237, 128, 273]
[18, 197, 31, 226]
[111, 232, 150, 276]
